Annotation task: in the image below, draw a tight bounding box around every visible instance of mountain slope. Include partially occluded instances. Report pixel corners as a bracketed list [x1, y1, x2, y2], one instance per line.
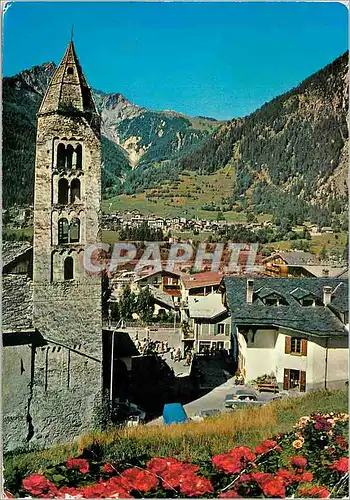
[167, 52, 348, 223]
[2, 63, 220, 207]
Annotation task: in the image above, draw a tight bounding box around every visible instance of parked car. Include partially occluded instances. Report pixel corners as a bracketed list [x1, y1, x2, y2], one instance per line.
[112, 400, 146, 424]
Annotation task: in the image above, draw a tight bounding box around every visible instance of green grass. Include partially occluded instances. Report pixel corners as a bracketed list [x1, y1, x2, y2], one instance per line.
[4, 389, 347, 485]
[265, 232, 347, 257]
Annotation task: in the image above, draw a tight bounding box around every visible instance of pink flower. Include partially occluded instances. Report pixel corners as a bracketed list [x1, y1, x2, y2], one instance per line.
[290, 456, 307, 469]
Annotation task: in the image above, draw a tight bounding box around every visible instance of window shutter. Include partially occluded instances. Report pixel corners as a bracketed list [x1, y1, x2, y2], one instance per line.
[285, 336, 291, 354]
[300, 371, 306, 392]
[301, 339, 308, 356]
[283, 369, 290, 390]
[225, 323, 229, 336]
[214, 324, 218, 336]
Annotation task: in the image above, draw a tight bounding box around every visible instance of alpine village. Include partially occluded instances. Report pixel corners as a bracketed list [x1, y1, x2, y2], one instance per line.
[2, 36, 349, 499]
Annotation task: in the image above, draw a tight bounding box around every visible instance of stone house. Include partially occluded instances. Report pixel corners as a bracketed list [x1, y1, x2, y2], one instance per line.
[223, 277, 348, 391]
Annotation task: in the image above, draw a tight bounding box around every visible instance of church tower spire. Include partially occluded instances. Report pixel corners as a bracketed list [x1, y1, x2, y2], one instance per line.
[32, 40, 102, 445]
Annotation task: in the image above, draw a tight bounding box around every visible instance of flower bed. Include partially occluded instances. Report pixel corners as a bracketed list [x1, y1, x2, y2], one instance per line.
[8, 412, 349, 498]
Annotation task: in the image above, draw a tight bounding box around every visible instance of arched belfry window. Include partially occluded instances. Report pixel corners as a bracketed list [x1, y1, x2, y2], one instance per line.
[57, 143, 66, 170]
[66, 145, 74, 169]
[58, 218, 69, 244]
[76, 144, 82, 169]
[58, 178, 69, 205]
[70, 178, 81, 203]
[64, 256, 74, 280]
[70, 218, 80, 243]
[67, 67, 74, 75]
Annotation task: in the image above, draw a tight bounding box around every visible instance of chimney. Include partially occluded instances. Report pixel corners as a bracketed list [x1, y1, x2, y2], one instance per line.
[247, 279, 254, 304]
[323, 286, 332, 306]
[322, 268, 330, 278]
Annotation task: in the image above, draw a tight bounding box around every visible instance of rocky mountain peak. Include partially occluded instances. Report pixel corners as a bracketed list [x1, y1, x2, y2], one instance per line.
[18, 62, 56, 95]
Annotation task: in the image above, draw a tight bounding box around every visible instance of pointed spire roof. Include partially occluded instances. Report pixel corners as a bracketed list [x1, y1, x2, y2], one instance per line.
[39, 41, 97, 115]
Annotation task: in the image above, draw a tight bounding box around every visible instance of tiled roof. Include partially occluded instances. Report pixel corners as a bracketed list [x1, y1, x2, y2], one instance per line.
[2, 274, 34, 332]
[181, 271, 223, 290]
[289, 287, 317, 301]
[263, 251, 316, 266]
[188, 294, 227, 319]
[224, 277, 348, 336]
[2, 241, 32, 269]
[148, 285, 175, 309]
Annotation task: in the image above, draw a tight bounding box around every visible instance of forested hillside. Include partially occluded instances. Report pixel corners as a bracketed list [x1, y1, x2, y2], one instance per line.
[3, 63, 219, 207]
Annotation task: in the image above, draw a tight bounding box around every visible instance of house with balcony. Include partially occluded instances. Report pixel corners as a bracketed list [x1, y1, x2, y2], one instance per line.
[181, 294, 231, 354]
[135, 269, 181, 304]
[180, 271, 223, 305]
[223, 277, 348, 391]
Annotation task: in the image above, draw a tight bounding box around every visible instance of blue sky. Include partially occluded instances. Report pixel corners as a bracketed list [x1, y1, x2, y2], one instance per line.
[3, 2, 348, 120]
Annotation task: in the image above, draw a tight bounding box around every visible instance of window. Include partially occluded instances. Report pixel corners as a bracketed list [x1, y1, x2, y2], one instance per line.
[58, 178, 69, 204]
[76, 144, 82, 169]
[218, 324, 225, 335]
[70, 218, 80, 243]
[58, 218, 69, 244]
[67, 67, 74, 75]
[285, 336, 307, 356]
[57, 143, 66, 170]
[291, 337, 301, 354]
[64, 256, 74, 280]
[283, 369, 306, 392]
[70, 178, 81, 203]
[265, 297, 279, 306]
[66, 145, 74, 169]
[302, 298, 315, 306]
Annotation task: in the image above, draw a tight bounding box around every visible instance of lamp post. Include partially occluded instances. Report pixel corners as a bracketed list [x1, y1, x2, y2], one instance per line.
[110, 330, 115, 403]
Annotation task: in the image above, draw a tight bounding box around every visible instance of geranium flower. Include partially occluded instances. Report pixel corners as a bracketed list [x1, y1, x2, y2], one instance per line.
[330, 457, 349, 473]
[121, 467, 158, 492]
[219, 490, 241, 498]
[298, 472, 313, 482]
[290, 456, 307, 469]
[255, 439, 281, 454]
[213, 447, 256, 474]
[276, 469, 296, 485]
[146, 457, 179, 475]
[179, 475, 214, 497]
[102, 463, 115, 474]
[161, 463, 200, 489]
[260, 476, 286, 498]
[66, 457, 90, 474]
[334, 435, 348, 450]
[56, 486, 84, 498]
[22, 474, 57, 497]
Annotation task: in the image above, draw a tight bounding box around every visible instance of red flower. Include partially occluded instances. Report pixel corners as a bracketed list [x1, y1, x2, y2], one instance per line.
[56, 486, 84, 498]
[290, 456, 307, 469]
[146, 457, 179, 475]
[161, 463, 200, 489]
[255, 439, 282, 455]
[261, 477, 286, 498]
[220, 490, 241, 498]
[22, 474, 57, 497]
[102, 463, 115, 474]
[330, 457, 349, 473]
[299, 485, 330, 498]
[121, 467, 158, 492]
[334, 435, 348, 450]
[179, 475, 214, 497]
[67, 457, 90, 474]
[213, 447, 256, 474]
[298, 472, 313, 483]
[276, 469, 296, 485]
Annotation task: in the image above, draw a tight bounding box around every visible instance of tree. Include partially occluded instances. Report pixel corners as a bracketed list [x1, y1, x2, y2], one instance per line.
[319, 245, 328, 261]
[119, 285, 136, 321]
[136, 286, 154, 323]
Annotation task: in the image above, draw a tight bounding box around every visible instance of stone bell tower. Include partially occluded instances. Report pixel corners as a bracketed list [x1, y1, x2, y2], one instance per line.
[31, 40, 102, 444]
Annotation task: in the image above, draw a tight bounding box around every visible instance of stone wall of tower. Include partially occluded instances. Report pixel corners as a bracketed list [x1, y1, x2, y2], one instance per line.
[30, 109, 103, 447]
